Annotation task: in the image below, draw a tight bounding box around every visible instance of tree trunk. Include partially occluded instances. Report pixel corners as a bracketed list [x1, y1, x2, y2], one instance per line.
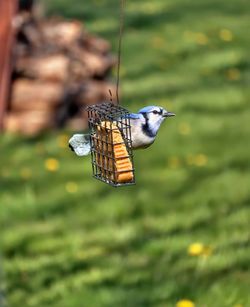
[0, 0, 18, 129]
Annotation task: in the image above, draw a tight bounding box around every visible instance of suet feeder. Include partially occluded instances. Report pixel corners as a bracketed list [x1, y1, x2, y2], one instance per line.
[87, 103, 135, 187]
[87, 0, 135, 187]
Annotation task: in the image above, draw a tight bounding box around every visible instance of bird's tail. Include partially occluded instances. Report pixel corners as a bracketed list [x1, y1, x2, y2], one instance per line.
[69, 134, 91, 156]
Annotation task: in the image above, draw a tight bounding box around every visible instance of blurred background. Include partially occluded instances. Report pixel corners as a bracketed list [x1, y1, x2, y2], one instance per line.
[0, 0, 250, 306]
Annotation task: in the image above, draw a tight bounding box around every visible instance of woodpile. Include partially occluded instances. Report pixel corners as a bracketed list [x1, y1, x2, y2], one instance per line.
[4, 1, 116, 135]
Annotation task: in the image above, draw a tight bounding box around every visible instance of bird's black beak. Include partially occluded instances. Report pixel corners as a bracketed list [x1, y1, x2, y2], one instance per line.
[163, 111, 176, 118]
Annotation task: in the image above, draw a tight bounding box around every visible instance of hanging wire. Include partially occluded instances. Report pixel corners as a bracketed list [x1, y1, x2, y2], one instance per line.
[116, 0, 126, 105]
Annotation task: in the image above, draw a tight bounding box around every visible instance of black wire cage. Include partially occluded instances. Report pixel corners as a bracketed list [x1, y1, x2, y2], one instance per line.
[87, 102, 136, 187]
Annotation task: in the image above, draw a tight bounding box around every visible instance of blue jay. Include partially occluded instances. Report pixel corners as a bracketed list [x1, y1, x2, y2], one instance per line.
[69, 106, 175, 156]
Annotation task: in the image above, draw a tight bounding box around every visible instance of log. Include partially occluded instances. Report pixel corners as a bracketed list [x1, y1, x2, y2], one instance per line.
[69, 58, 90, 81]
[41, 19, 83, 47]
[11, 80, 64, 109]
[16, 54, 70, 82]
[10, 99, 56, 112]
[84, 35, 111, 54]
[78, 50, 115, 77]
[4, 110, 53, 135]
[19, 18, 43, 49]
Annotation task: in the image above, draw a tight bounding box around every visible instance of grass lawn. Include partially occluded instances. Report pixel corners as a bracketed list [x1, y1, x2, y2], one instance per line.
[1, 0, 250, 306]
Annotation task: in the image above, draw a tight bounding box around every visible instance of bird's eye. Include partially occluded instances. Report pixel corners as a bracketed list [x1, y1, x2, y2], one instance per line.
[153, 110, 158, 115]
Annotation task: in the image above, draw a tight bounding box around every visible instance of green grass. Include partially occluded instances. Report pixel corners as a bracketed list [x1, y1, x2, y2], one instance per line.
[1, 0, 250, 306]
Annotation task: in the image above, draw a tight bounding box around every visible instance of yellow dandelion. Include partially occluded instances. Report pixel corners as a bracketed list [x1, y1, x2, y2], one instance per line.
[188, 242, 204, 256]
[195, 32, 209, 45]
[219, 29, 233, 42]
[226, 68, 240, 81]
[234, 304, 243, 307]
[194, 154, 208, 167]
[188, 242, 213, 257]
[178, 122, 191, 136]
[176, 299, 195, 307]
[45, 158, 59, 172]
[57, 134, 69, 149]
[168, 156, 181, 169]
[20, 167, 32, 179]
[65, 181, 79, 194]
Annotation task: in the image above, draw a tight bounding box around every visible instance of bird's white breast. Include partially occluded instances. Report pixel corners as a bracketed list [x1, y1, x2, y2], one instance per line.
[130, 120, 155, 149]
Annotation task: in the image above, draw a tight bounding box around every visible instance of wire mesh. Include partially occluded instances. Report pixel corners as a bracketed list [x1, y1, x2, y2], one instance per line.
[87, 102, 135, 187]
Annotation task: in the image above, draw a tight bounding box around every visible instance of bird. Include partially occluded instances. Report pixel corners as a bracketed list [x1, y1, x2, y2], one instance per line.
[69, 105, 175, 156]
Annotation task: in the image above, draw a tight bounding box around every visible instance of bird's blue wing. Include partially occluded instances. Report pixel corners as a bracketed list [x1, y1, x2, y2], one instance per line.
[126, 113, 142, 119]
